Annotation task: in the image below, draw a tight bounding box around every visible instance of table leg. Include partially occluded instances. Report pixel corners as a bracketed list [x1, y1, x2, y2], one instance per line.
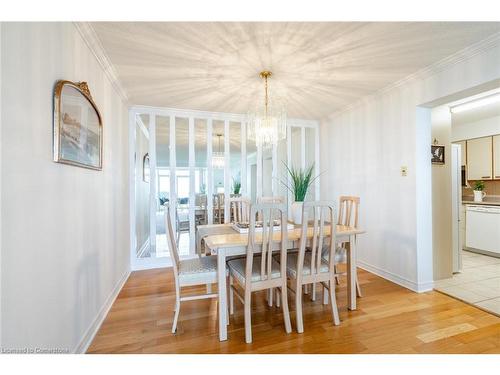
[217, 248, 228, 341]
[347, 235, 357, 310]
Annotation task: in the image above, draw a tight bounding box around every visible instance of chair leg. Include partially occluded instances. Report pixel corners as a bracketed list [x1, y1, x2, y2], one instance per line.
[172, 299, 181, 334]
[281, 285, 292, 334]
[229, 276, 234, 315]
[244, 290, 252, 344]
[304, 284, 309, 295]
[311, 283, 316, 301]
[334, 265, 340, 285]
[328, 279, 340, 326]
[268, 288, 273, 307]
[356, 275, 363, 297]
[323, 283, 329, 305]
[295, 283, 304, 333]
[275, 288, 281, 308]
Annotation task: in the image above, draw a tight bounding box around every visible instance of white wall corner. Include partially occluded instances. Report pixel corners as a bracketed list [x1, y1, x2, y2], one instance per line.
[415, 106, 434, 287]
[329, 31, 500, 120]
[73, 269, 131, 354]
[73, 22, 129, 104]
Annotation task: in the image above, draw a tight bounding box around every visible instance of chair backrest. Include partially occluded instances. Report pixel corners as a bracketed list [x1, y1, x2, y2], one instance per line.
[227, 196, 251, 223]
[337, 196, 360, 228]
[195, 193, 207, 208]
[213, 193, 225, 223]
[297, 201, 337, 278]
[164, 203, 180, 275]
[246, 202, 288, 282]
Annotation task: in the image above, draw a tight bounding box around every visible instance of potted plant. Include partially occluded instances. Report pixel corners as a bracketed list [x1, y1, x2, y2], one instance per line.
[232, 177, 241, 196]
[473, 180, 486, 202]
[282, 163, 319, 224]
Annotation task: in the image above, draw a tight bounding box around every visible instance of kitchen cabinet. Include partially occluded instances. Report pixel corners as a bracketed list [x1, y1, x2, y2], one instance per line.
[494, 135, 500, 179]
[467, 136, 492, 180]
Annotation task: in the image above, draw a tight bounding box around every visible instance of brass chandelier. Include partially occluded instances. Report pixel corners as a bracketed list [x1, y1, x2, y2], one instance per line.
[247, 71, 287, 148]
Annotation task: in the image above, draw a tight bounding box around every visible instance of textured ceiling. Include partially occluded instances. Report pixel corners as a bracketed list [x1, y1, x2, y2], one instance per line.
[92, 22, 500, 119]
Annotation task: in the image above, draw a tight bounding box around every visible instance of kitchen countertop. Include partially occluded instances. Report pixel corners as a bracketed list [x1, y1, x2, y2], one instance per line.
[462, 195, 500, 206]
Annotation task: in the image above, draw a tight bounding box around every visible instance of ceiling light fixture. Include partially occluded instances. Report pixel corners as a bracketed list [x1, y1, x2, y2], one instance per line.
[450, 93, 500, 114]
[212, 134, 225, 169]
[247, 71, 287, 148]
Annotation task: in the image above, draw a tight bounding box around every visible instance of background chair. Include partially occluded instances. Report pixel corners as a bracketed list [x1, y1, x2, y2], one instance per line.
[227, 202, 292, 343]
[286, 201, 340, 333]
[227, 196, 251, 223]
[164, 203, 225, 334]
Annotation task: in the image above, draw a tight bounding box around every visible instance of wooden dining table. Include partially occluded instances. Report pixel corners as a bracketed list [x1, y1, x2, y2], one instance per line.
[201, 223, 365, 341]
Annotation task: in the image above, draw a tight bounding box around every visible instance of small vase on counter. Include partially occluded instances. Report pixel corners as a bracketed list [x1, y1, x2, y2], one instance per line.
[473, 180, 486, 203]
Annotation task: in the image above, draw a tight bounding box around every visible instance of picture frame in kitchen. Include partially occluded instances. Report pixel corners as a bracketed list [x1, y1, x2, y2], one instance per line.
[431, 145, 445, 165]
[53, 80, 103, 170]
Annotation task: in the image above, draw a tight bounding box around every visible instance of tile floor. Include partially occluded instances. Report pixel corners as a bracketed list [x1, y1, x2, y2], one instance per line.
[434, 250, 500, 316]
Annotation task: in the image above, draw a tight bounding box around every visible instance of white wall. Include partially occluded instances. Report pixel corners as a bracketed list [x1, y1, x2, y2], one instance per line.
[135, 125, 150, 255]
[1, 23, 130, 352]
[320, 38, 500, 291]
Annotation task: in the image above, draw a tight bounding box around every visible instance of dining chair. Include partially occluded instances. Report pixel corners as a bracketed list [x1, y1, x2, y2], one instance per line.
[164, 203, 226, 334]
[226, 196, 251, 223]
[213, 193, 225, 224]
[286, 201, 340, 333]
[227, 202, 292, 343]
[334, 196, 362, 297]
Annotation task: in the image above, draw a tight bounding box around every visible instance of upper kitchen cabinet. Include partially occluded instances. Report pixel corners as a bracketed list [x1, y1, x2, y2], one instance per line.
[494, 135, 500, 179]
[467, 136, 492, 180]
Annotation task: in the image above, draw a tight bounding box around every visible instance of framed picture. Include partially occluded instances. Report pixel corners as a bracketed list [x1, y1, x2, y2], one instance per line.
[143, 153, 150, 183]
[53, 80, 103, 170]
[431, 145, 445, 164]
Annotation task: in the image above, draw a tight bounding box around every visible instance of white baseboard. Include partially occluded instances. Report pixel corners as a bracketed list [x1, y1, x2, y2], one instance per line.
[357, 260, 433, 293]
[73, 269, 131, 353]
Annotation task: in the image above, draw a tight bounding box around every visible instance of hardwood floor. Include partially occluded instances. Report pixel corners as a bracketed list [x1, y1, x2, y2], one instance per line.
[87, 266, 500, 354]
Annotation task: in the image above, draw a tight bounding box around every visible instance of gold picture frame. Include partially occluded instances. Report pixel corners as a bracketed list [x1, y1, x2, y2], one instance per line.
[53, 80, 103, 170]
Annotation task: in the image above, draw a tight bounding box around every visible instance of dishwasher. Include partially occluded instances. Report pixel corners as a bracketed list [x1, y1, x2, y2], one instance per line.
[465, 205, 500, 257]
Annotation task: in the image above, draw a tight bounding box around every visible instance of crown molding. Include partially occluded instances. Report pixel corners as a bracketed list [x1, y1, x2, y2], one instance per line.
[328, 31, 500, 120]
[73, 22, 129, 104]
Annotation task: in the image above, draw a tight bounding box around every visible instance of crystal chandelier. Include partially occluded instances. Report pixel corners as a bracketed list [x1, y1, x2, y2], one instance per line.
[212, 134, 225, 169]
[247, 71, 287, 148]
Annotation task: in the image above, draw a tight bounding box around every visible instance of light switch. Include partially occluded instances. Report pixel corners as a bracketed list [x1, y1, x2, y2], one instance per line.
[401, 166, 408, 177]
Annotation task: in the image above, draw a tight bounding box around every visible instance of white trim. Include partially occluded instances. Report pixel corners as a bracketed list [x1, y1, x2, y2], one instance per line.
[207, 119, 214, 223]
[357, 260, 432, 293]
[136, 238, 150, 258]
[188, 117, 195, 253]
[315, 126, 320, 200]
[328, 31, 500, 120]
[240, 121, 247, 196]
[132, 258, 172, 271]
[272, 142, 278, 197]
[256, 143, 263, 199]
[286, 125, 292, 210]
[129, 111, 137, 270]
[136, 115, 149, 140]
[224, 120, 230, 221]
[148, 115, 157, 252]
[73, 22, 129, 103]
[169, 115, 177, 232]
[74, 269, 130, 353]
[301, 127, 306, 169]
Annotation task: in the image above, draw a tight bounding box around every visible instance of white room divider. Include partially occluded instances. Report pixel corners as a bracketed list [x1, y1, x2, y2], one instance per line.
[129, 105, 320, 270]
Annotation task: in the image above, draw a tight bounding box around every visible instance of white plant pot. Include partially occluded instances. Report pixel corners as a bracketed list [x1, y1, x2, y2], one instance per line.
[291, 201, 304, 225]
[473, 190, 486, 202]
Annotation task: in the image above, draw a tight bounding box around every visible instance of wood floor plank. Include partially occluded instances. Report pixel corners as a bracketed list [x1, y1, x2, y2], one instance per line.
[87, 267, 500, 354]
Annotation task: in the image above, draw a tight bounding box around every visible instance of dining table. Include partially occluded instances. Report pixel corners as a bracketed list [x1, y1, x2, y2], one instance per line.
[198, 222, 365, 341]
